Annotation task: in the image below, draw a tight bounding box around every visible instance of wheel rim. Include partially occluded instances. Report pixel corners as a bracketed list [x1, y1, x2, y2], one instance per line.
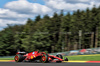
[42, 56, 46, 61]
[15, 56, 19, 61]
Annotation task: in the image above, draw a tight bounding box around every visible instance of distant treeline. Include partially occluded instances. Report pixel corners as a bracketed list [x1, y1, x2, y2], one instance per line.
[0, 6, 100, 56]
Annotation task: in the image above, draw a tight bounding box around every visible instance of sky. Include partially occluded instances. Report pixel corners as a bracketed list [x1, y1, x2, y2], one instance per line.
[0, 0, 100, 31]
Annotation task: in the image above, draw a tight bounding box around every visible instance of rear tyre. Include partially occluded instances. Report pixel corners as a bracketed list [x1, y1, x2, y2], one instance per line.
[56, 54, 63, 63]
[14, 54, 25, 62]
[40, 54, 48, 63]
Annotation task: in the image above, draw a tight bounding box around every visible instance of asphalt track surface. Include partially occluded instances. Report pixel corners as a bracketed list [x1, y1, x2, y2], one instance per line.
[0, 62, 100, 66]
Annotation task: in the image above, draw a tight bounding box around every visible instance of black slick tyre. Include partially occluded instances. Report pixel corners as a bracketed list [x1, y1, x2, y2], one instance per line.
[14, 54, 25, 62]
[40, 54, 49, 63]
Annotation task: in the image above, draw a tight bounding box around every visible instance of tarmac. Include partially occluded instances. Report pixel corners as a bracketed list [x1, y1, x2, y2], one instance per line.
[1, 60, 100, 63]
[0, 62, 100, 66]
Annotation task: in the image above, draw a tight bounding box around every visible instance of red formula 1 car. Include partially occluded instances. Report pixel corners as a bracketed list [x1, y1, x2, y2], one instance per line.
[14, 51, 68, 63]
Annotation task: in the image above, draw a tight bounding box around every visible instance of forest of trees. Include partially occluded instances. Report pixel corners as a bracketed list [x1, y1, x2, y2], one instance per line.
[0, 6, 100, 56]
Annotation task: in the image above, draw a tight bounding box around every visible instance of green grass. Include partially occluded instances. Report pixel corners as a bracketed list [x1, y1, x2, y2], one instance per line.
[0, 58, 14, 60]
[64, 54, 100, 61]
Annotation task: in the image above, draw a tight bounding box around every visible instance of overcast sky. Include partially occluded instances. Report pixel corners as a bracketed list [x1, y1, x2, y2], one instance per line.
[0, 0, 100, 31]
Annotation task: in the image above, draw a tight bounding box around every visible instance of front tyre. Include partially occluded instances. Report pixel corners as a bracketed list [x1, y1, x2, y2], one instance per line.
[40, 54, 48, 63]
[65, 57, 68, 61]
[14, 54, 25, 62]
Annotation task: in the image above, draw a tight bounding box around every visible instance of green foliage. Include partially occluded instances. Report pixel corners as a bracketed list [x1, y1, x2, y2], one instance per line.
[0, 6, 100, 56]
[35, 15, 41, 22]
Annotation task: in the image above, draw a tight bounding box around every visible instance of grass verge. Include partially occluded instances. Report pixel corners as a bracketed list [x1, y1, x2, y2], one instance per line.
[0, 58, 14, 60]
[64, 54, 100, 61]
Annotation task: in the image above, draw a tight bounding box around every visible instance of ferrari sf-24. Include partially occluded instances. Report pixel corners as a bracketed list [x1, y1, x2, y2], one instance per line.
[14, 51, 68, 63]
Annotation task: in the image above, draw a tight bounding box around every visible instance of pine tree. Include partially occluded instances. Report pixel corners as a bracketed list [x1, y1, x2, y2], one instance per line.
[35, 15, 41, 22]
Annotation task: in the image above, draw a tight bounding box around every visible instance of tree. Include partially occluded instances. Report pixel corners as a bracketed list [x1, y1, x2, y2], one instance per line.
[35, 15, 41, 22]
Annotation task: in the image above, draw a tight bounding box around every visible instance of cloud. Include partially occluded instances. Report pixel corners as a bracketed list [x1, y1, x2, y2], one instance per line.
[0, 8, 33, 30]
[4, 0, 52, 15]
[0, 0, 53, 31]
[44, 0, 99, 4]
[0, 0, 100, 31]
[65, 0, 91, 3]
[44, 0, 100, 11]
[0, 8, 33, 20]
[0, 18, 27, 30]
